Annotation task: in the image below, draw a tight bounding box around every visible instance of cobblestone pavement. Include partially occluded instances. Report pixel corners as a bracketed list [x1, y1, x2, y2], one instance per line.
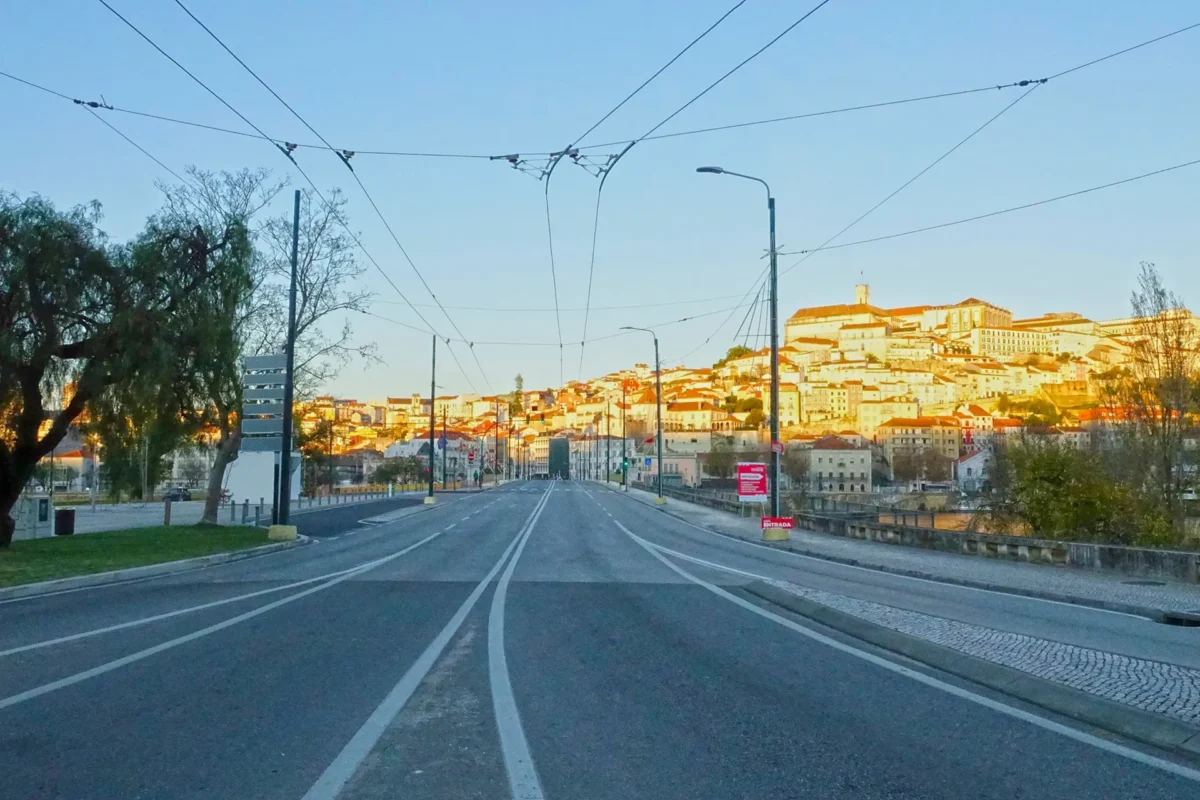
[613, 485, 1200, 613]
[765, 577, 1200, 725]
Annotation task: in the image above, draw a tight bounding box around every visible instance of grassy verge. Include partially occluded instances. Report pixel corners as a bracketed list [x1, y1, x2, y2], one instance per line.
[0, 525, 272, 588]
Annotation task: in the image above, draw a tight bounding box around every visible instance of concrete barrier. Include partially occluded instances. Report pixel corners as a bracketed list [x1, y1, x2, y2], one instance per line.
[650, 484, 1200, 584]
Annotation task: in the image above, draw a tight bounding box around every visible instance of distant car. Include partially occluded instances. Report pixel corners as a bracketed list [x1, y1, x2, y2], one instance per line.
[163, 487, 192, 501]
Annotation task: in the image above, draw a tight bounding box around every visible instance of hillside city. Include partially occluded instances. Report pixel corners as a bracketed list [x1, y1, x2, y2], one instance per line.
[281, 282, 1186, 495]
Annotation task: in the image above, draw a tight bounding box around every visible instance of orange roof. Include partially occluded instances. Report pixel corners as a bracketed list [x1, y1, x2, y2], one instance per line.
[887, 304, 931, 316]
[789, 337, 837, 346]
[668, 401, 721, 412]
[840, 321, 888, 330]
[879, 417, 960, 429]
[788, 303, 885, 321]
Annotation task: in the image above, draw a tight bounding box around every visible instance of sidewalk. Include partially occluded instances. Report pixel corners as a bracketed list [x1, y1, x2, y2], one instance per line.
[606, 484, 1200, 616]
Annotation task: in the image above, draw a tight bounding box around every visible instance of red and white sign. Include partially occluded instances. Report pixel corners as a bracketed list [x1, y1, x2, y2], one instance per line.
[760, 516, 795, 530]
[736, 462, 768, 503]
[468, 450, 476, 463]
[770, 440, 784, 455]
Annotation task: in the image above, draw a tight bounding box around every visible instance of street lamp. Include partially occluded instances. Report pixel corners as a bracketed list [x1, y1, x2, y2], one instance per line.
[696, 165, 780, 519]
[620, 326, 665, 504]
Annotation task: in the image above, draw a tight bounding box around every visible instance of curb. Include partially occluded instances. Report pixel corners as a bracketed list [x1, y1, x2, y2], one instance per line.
[604, 484, 1169, 621]
[0, 536, 310, 602]
[741, 580, 1200, 759]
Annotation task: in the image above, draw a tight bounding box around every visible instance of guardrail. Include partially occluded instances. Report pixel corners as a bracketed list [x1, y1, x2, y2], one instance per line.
[641, 483, 1200, 584]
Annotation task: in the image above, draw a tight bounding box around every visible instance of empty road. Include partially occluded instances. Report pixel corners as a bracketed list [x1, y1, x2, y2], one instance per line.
[0, 481, 1195, 798]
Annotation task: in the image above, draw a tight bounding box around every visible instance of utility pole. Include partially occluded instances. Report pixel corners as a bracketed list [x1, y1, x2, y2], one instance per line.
[494, 396, 500, 486]
[621, 381, 627, 490]
[277, 189, 300, 525]
[441, 409, 448, 490]
[426, 337, 436, 502]
[327, 416, 334, 493]
[606, 397, 611, 483]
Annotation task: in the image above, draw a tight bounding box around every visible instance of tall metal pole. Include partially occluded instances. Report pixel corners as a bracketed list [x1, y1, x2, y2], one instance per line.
[654, 336, 664, 500]
[621, 381, 627, 490]
[441, 409, 447, 489]
[428, 337, 435, 500]
[278, 189, 301, 525]
[606, 397, 611, 483]
[768, 194, 780, 518]
[696, 167, 779, 518]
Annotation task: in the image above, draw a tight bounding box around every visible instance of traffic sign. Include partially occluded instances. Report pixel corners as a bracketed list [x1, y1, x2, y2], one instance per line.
[736, 462, 768, 503]
[761, 517, 794, 530]
[468, 450, 476, 463]
[437, 434, 447, 451]
[644, 457, 652, 467]
[771, 440, 784, 455]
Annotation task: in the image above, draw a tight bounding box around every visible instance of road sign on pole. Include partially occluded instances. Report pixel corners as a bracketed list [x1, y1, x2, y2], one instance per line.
[771, 440, 784, 455]
[468, 450, 476, 464]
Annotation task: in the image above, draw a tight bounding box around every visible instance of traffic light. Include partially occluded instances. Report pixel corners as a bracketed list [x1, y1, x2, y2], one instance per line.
[622, 457, 629, 469]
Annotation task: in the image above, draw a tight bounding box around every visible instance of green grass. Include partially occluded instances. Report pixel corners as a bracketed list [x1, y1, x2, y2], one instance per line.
[0, 525, 271, 588]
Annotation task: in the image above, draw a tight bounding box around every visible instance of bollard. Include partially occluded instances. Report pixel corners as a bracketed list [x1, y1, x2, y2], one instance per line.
[229, 500, 235, 522]
[242, 498, 249, 522]
[164, 497, 172, 526]
[255, 506, 261, 527]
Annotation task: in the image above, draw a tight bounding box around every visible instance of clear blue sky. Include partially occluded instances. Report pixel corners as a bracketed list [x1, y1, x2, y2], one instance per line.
[3, 1, 1197, 399]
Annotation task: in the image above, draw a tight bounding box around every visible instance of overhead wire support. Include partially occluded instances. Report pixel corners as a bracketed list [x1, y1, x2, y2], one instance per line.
[91, 0, 489, 396]
[570, 0, 832, 379]
[168, 0, 492, 392]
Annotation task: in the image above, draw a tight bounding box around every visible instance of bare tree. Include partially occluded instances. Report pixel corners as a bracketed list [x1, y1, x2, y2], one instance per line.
[156, 170, 375, 523]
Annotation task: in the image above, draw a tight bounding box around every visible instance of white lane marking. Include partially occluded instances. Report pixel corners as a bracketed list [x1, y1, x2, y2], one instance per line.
[0, 558, 379, 659]
[446, 523, 457, 530]
[301, 483, 555, 800]
[0, 528, 450, 710]
[609, 514, 1200, 785]
[600, 490, 1147, 621]
[488, 482, 552, 800]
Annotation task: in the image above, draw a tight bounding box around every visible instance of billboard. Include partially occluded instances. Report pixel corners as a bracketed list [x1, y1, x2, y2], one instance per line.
[736, 462, 768, 503]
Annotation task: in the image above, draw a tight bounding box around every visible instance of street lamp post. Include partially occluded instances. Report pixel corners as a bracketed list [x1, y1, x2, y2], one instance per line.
[696, 166, 780, 519]
[621, 327, 665, 504]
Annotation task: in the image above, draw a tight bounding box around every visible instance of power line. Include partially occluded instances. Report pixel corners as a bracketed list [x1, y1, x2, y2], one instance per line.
[373, 293, 745, 312]
[94, 0, 480, 394]
[82, 106, 188, 185]
[568, 0, 750, 147]
[169, 0, 493, 393]
[1046, 20, 1200, 80]
[778, 155, 1200, 256]
[571, 0, 832, 381]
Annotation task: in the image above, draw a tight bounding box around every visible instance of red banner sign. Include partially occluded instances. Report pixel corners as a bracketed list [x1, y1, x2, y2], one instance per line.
[761, 516, 795, 530]
[736, 462, 768, 503]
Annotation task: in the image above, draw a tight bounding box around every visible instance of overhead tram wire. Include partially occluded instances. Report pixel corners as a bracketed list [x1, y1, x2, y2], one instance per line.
[8, 21, 1197, 163]
[568, 0, 753, 379]
[778, 155, 1200, 257]
[93, 0, 481, 394]
[682, 20, 1200, 364]
[170, 0, 492, 393]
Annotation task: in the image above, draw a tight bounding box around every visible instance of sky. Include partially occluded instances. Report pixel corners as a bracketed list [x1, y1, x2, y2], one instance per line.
[3, 1, 1198, 400]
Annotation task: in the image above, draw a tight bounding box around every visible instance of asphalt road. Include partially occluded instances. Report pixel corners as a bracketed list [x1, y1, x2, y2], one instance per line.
[1, 480, 1196, 799]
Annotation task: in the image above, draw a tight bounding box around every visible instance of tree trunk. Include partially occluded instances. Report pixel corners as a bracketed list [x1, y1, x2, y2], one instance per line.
[202, 428, 241, 524]
[0, 480, 20, 548]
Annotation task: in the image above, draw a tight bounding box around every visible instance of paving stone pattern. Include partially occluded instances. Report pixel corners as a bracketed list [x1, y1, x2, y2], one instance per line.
[766, 577, 1200, 725]
[617, 486, 1200, 613]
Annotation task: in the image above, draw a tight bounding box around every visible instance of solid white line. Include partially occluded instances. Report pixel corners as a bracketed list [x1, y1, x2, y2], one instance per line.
[0, 528, 450, 710]
[610, 515, 1200, 784]
[488, 482, 552, 800]
[601, 489, 1147, 621]
[0, 559, 379, 659]
[301, 483, 555, 800]
[446, 523, 457, 530]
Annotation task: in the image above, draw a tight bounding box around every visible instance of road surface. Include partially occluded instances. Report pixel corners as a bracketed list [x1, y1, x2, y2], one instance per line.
[0, 481, 1196, 798]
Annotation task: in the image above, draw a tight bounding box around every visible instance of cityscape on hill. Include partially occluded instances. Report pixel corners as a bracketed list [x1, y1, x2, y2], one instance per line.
[281, 278, 1188, 495]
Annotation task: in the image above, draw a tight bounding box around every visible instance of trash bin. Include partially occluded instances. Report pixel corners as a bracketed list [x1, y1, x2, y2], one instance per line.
[54, 508, 76, 536]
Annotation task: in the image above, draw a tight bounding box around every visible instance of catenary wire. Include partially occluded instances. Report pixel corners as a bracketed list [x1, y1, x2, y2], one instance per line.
[779, 156, 1200, 257]
[8, 21, 1196, 161]
[94, 0, 480, 394]
[568, 0, 750, 147]
[171, 0, 492, 393]
[373, 293, 746, 312]
[572, 0, 832, 381]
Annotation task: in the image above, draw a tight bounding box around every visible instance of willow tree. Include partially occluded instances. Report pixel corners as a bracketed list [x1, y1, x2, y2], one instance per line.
[0, 192, 250, 544]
